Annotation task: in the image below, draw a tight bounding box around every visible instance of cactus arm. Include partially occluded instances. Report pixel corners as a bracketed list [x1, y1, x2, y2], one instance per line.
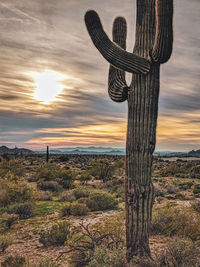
[84, 10, 151, 75]
[108, 17, 129, 102]
[151, 0, 173, 63]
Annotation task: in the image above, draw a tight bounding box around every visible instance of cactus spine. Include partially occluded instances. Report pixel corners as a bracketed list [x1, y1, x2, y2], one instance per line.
[85, 0, 173, 261]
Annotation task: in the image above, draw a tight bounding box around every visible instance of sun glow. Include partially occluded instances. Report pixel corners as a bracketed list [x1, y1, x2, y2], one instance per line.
[30, 70, 67, 104]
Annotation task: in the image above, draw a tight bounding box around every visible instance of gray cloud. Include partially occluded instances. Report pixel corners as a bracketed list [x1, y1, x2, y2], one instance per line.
[0, 0, 199, 150]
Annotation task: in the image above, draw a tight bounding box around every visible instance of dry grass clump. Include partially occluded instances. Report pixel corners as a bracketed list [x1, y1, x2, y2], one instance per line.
[0, 233, 15, 252]
[151, 205, 200, 242]
[39, 221, 70, 247]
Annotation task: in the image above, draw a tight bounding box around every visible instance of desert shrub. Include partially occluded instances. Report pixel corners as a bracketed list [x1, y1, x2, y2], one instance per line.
[61, 203, 72, 216]
[59, 155, 69, 162]
[162, 237, 200, 267]
[73, 187, 89, 199]
[86, 191, 118, 211]
[35, 163, 60, 181]
[130, 257, 158, 267]
[88, 245, 126, 267]
[61, 202, 89, 216]
[0, 180, 34, 207]
[59, 190, 75, 202]
[178, 182, 193, 190]
[70, 202, 89, 216]
[77, 197, 89, 204]
[36, 190, 53, 201]
[78, 170, 92, 185]
[175, 193, 186, 200]
[67, 215, 125, 267]
[34, 258, 60, 267]
[193, 184, 200, 195]
[165, 194, 176, 200]
[0, 233, 14, 252]
[156, 196, 164, 203]
[151, 206, 200, 241]
[90, 162, 115, 183]
[93, 212, 125, 244]
[0, 159, 24, 178]
[191, 199, 200, 213]
[35, 164, 74, 189]
[57, 168, 74, 189]
[38, 180, 61, 192]
[10, 202, 35, 219]
[165, 184, 179, 195]
[0, 213, 18, 230]
[39, 221, 70, 246]
[1, 255, 29, 267]
[153, 183, 167, 197]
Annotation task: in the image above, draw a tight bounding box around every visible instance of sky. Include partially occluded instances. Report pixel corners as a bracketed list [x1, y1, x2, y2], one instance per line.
[0, 0, 199, 151]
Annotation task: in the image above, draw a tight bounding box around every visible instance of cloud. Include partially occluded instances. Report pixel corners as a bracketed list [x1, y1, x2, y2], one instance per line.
[0, 0, 199, 150]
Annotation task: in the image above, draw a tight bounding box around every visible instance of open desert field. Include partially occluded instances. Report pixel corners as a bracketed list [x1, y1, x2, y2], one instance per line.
[0, 154, 200, 266]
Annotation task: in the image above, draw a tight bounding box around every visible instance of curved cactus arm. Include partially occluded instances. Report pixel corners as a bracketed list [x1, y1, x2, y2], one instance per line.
[108, 17, 129, 103]
[84, 10, 151, 75]
[151, 0, 173, 63]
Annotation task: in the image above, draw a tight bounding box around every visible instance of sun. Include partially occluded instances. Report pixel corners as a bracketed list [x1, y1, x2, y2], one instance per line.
[30, 70, 66, 104]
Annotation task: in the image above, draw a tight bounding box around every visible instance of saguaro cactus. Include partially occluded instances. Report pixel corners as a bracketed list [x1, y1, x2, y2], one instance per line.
[84, 0, 173, 261]
[46, 145, 49, 163]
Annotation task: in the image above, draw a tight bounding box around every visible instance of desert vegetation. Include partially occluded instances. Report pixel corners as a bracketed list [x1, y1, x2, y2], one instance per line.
[0, 154, 200, 266]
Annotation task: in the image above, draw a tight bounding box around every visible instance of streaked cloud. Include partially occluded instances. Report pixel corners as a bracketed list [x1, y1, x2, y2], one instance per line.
[0, 0, 199, 151]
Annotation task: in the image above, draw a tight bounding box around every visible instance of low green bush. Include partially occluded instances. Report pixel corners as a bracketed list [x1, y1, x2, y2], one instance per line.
[0, 213, 18, 230]
[35, 163, 60, 181]
[193, 184, 200, 195]
[0, 159, 24, 178]
[86, 191, 118, 211]
[191, 199, 200, 213]
[61, 203, 71, 216]
[153, 183, 167, 197]
[162, 237, 200, 267]
[35, 163, 74, 189]
[34, 258, 60, 267]
[78, 171, 92, 185]
[57, 168, 74, 189]
[151, 206, 200, 242]
[0, 180, 34, 207]
[36, 190, 53, 201]
[70, 202, 89, 216]
[11, 202, 35, 219]
[61, 202, 89, 216]
[68, 214, 125, 267]
[59, 190, 75, 202]
[73, 187, 89, 199]
[39, 221, 70, 246]
[88, 245, 126, 267]
[1, 255, 29, 267]
[37, 181, 61, 192]
[175, 193, 186, 200]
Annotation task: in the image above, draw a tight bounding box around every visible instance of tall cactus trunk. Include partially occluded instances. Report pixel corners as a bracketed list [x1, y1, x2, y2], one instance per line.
[84, 0, 173, 261]
[126, 67, 160, 259]
[125, 1, 159, 259]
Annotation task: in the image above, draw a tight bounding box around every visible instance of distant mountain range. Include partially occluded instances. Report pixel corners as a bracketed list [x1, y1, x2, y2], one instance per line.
[34, 147, 200, 157]
[34, 146, 126, 155]
[0, 146, 32, 154]
[1, 145, 200, 157]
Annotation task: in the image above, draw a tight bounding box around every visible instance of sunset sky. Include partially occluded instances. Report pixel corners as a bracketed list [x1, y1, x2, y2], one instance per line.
[0, 0, 199, 151]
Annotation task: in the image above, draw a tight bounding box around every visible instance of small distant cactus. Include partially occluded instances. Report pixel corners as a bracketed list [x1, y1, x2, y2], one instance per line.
[46, 145, 49, 163]
[85, 0, 173, 261]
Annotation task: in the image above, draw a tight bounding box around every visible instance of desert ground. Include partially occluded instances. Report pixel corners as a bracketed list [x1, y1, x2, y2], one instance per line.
[0, 154, 200, 266]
